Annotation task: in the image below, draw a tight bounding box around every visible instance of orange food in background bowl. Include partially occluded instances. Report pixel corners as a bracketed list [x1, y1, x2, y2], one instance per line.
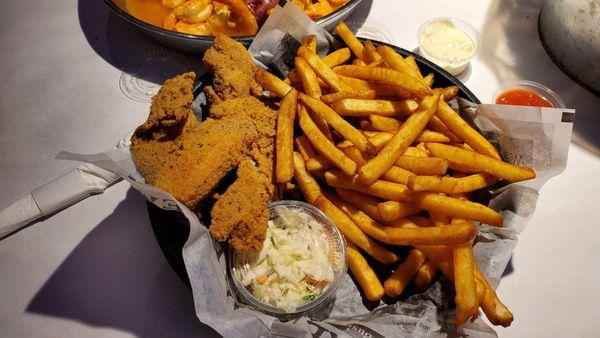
[121, 0, 350, 36]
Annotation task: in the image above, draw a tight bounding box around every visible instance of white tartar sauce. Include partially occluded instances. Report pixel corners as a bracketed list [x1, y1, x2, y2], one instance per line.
[236, 207, 337, 312]
[419, 19, 476, 75]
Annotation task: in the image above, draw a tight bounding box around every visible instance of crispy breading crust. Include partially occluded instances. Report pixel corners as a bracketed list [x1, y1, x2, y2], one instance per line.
[207, 96, 277, 251]
[133, 35, 277, 251]
[203, 34, 263, 100]
[134, 72, 196, 140]
[209, 158, 271, 250]
[131, 71, 260, 210]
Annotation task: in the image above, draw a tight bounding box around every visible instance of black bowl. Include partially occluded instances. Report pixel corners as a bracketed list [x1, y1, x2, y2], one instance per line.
[147, 39, 481, 289]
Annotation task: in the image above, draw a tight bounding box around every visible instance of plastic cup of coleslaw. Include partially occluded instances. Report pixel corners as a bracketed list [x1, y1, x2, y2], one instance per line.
[228, 200, 347, 317]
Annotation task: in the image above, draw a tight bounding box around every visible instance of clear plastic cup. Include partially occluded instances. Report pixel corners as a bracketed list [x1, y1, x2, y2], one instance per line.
[228, 200, 347, 317]
[493, 80, 565, 108]
[417, 17, 481, 76]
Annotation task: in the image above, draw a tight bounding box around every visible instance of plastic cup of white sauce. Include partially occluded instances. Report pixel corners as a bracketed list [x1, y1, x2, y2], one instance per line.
[417, 18, 481, 76]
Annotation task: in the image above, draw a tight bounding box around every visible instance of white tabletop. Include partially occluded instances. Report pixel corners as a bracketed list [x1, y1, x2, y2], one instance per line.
[1, 0, 599, 337]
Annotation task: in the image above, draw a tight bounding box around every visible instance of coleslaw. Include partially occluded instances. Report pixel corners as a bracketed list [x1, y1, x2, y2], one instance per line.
[235, 206, 337, 312]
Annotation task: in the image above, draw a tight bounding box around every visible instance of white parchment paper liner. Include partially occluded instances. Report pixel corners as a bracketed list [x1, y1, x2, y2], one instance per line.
[57, 4, 575, 337]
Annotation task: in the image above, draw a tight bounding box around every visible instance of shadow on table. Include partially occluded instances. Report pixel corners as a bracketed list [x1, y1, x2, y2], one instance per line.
[479, 0, 600, 156]
[77, 0, 204, 85]
[26, 189, 220, 338]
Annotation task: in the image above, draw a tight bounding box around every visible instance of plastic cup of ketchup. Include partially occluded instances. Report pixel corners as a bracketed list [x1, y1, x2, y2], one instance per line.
[494, 80, 565, 108]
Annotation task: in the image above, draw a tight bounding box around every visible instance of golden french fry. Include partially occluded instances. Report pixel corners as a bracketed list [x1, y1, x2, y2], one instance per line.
[453, 243, 479, 326]
[275, 89, 298, 184]
[346, 241, 385, 301]
[339, 75, 408, 98]
[335, 21, 365, 60]
[341, 146, 367, 167]
[396, 156, 449, 176]
[409, 239, 511, 329]
[453, 173, 498, 193]
[408, 175, 458, 194]
[475, 268, 514, 327]
[428, 115, 461, 143]
[320, 90, 377, 105]
[293, 152, 321, 204]
[369, 115, 402, 132]
[325, 169, 413, 203]
[414, 259, 438, 290]
[334, 65, 433, 98]
[306, 154, 334, 171]
[352, 59, 367, 66]
[314, 194, 398, 264]
[377, 200, 420, 222]
[376, 45, 414, 77]
[308, 107, 334, 141]
[382, 166, 415, 185]
[368, 122, 450, 143]
[363, 131, 390, 143]
[363, 40, 383, 64]
[336, 140, 354, 149]
[384, 249, 426, 298]
[256, 69, 292, 98]
[322, 47, 352, 68]
[429, 211, 451, 226]
[426, 143, 536, 183]
[358, 93, 441, 185]
[302, 35, 317, 52]
[404, 55, 424, 80]
[300, 93, 375, 154]
[295, 57, 322, 98]
[328, 192, 389, 241]
[442, 86, 459, 101]
[423, 73, 434, 87]
[295, 135, 316, 161]
[407, 215, 434, 227]
[298, 46, 352, 92]
[403, 146, 428, 158]
[333, 99, 419, 117]
[382, 219, 477, 245]
[416, 141, 431, 155]
[287, 69, 301, 84]
[298, 104, 357, 175]
[416, 130, 451, 143]
[412, 192, 503, 226]
[335, 188, 382, 222]
[436, 100, 500, 159]
[367, 58, 385, 67]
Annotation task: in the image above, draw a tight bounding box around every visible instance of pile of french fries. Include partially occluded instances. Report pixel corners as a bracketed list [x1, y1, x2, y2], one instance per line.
[259, 21, 536, 328]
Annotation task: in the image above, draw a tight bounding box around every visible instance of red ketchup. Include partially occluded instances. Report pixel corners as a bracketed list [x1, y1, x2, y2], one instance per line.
[496, 89, 554, 108]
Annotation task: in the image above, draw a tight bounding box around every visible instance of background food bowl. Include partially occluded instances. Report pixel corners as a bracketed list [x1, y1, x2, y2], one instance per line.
[101, 0, 364, 54]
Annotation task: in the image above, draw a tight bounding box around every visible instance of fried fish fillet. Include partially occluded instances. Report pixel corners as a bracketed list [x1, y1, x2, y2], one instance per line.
[131, 72, 259, 210]
[207, 96, 277, 251]
[203, 34, 263, 100]
[209, 158, 272, 250]
[133, 35, 277, 251]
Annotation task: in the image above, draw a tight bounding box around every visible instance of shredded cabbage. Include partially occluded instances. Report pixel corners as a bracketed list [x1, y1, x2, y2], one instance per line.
[236, 206, 336, 312]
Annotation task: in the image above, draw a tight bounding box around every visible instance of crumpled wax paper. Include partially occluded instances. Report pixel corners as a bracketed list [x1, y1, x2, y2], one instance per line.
[60, 4, 575, 337]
